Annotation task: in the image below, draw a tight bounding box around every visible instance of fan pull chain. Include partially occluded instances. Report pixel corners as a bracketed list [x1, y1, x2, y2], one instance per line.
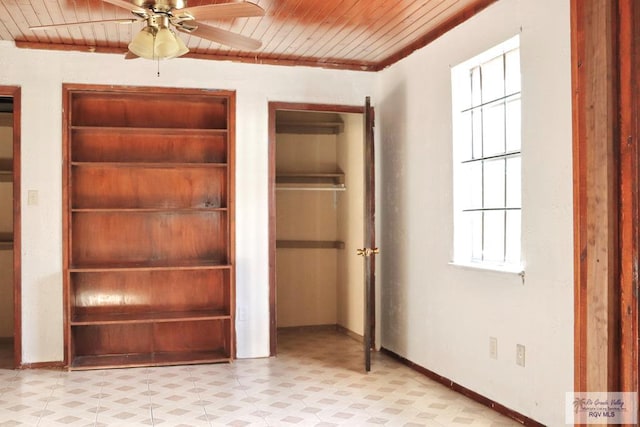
[153, 33, 160, 77]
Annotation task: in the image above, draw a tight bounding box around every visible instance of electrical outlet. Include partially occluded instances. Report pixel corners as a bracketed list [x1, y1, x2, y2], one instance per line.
[489, 337, 498, 359]
[516, 344, 526, 367]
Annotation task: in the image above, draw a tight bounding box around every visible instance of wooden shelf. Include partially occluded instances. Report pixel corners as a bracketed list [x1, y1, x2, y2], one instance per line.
[70, 91, 228, 129]
[70, 350, 231, 370]
[69, 260, 231, 272]
[71, 207, 228, 213]
[71, 211, 228, 265]
[71, 126, 228, 134]
[72, 310, 230, 325]
[71, 161, 227, 168]
[276, 240, 345, 249]
[276, 172, 345, 191]
[71, 128, 228, 164]
[71, 164, 227, 209]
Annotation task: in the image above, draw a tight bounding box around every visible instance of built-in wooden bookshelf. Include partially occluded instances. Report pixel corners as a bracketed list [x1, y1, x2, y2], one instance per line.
[63, 85, 235, 370]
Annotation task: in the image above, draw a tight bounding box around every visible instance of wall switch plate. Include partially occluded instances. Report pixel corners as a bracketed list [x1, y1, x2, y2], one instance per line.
[489, 337, 498, 359]
[237, 307, 247, 322]
[27, 190, 38, 206]
[516, 344, 526, 367]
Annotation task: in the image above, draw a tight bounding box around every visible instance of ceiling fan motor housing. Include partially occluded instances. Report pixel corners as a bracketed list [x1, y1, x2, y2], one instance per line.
[147, 14, 170, 29]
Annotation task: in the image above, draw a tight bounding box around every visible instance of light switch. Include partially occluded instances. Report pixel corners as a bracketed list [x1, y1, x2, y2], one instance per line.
[27, 190, 38, 206]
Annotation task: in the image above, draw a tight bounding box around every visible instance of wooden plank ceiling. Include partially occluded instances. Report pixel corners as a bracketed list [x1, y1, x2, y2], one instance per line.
[0, 0, 497, 71]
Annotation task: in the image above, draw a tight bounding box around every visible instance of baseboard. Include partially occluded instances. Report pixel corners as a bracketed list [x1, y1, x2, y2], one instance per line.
[277, 324, 338, 333]
[19, 361, 65, 369]
[380, 347, 545, 427]
[277, 324, 364, 343]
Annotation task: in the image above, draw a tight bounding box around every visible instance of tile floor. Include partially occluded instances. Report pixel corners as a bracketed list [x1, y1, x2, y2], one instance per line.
[0, 329, 520, 426]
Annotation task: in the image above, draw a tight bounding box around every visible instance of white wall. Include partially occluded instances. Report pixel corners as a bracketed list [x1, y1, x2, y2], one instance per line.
[375, 0, 573, 425]
[0, 1, 574, 421]
[0, 41, 374, 362]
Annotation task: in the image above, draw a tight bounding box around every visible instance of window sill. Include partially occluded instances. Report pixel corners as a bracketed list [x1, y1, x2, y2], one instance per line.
[448, 261, 525, 276]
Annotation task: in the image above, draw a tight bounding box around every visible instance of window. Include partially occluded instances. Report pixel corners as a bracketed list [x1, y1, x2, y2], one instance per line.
[451, 36, 521, 270]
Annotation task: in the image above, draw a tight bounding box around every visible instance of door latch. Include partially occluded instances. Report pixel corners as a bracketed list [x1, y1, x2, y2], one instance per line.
[356, 248, 379, 257]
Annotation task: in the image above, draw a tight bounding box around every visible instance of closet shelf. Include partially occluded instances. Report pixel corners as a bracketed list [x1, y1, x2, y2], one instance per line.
[276, 240, 345, 249]
[276, 172, 345, 191]
[276, 121, 344, 135]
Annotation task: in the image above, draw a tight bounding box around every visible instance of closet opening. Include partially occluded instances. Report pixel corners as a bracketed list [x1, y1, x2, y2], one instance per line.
[269, 103, 367, 359]
[0, 92, 19, 369]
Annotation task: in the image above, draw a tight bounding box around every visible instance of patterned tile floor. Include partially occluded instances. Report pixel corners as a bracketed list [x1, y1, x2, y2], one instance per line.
[0, 329, 520, 426]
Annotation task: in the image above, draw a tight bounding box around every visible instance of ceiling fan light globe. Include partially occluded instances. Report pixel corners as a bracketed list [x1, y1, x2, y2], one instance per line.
[154, 27, 180, 59]
[128, 27, 156, 59]
[169, 34, 189, 58]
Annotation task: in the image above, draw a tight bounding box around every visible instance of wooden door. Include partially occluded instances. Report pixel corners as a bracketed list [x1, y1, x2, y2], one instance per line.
[359, 96, 377, 372]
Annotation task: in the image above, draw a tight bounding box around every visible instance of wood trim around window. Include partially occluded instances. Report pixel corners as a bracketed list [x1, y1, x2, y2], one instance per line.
[572, 1, 639, 415]
[572, 0, 620, 394]
[617, 0, 640, 403]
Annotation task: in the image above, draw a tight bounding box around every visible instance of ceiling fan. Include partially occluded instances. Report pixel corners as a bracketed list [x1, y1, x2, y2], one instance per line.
[30, 0, 265, 60]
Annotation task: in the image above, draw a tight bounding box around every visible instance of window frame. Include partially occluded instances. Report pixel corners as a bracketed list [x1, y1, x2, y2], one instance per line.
[451, 35, 523, 273]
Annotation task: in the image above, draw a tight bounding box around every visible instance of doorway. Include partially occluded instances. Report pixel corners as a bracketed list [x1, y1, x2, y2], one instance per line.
[268, 103, 367, 357]
[0, 89, 19, 369]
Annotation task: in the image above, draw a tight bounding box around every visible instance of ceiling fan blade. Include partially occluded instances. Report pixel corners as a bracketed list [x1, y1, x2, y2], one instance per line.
[180, 2, 265, 21]
[30, 18, 138, 31]
[124, 51, 140, 60]
[101, 0, 146, 14]
[177, 21, 262, 50]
